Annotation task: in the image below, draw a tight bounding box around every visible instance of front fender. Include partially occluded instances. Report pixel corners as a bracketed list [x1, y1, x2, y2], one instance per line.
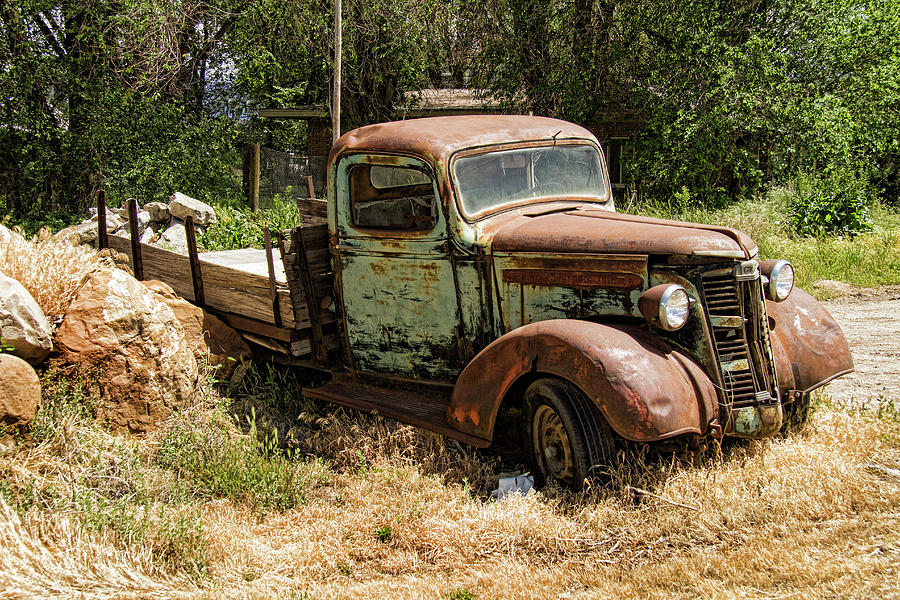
[766, 288, 853, 394]
[447, 320, 719, 443]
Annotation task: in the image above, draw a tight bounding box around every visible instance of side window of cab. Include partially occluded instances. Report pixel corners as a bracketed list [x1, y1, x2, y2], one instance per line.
[348, 162, 437, 230]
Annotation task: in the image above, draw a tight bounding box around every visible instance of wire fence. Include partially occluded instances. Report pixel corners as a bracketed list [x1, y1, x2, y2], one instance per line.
[243, 146, 327, 209]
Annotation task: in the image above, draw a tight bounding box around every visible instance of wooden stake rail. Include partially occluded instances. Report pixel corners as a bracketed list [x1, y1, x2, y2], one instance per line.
[96, 193, 338, 362]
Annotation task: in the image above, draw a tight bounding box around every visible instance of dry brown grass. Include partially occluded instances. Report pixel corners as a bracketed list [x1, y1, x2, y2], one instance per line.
[2, 390, 898, 600]
[0, 231, 114, 327]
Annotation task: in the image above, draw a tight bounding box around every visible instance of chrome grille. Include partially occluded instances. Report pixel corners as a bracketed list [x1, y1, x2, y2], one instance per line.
[701, 269, 767, 407]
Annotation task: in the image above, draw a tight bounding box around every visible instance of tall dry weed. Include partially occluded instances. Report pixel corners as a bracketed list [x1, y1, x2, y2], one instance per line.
[0, 498, 200, 599]
[2, 381, 897, 599]
[194, 406, 899, 599]
[0, 232, 114, 327]
[296, 406, 496, 494]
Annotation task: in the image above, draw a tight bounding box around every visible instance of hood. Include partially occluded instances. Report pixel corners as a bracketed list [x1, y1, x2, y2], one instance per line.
[488, 206, 757, 259]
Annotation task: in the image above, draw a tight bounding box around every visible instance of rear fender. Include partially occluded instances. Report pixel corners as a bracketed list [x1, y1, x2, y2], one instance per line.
[766, 288, 854, 394]
[447, 320, 718, 443]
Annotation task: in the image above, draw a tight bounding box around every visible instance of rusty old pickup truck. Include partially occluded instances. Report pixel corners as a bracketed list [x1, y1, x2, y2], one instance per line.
[103, 115, 854, 489]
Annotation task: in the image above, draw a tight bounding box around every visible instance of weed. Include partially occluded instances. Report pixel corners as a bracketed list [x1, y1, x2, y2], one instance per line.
[374, 525, 393, 543]
[447, 589, 476, 600]
[227, 359, 324, 418]
[156, 413, 312, 510]
[199, 200, 306, 252]
[0, 230, 115, 324]
[337, 560, 352, 576]
[354, 449, 370, 476]
[30, 367, 97, 445]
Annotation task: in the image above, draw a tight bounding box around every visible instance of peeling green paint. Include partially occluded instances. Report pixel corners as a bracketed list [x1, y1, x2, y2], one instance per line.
[335, 154, 463, 382]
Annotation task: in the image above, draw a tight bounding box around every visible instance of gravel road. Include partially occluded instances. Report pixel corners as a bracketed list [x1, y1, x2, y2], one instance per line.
[820, 285, 900, 407]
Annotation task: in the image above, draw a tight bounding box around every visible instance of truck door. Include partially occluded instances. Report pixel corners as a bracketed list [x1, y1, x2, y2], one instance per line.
[332, 153, 462, 382]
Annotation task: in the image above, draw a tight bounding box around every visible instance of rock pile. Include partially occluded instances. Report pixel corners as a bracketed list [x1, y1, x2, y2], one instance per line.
[55, 191, 218, 254]
[0, 203, 248, 436]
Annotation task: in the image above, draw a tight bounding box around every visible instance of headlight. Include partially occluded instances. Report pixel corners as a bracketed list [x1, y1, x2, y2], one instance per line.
[760, 260, 794, 302]
[639, 284, 691, 331]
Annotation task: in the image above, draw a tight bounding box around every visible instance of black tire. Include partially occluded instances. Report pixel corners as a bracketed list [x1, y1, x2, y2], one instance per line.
[523, 378, 617, 490]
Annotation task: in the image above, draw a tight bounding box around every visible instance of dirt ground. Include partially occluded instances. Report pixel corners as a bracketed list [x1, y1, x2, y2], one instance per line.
[820, 285, 900, 406]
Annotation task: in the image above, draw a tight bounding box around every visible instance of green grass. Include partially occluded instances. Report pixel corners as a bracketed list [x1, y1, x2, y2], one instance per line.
[635, 190, 900, 293]
[155, 409, 322, 511]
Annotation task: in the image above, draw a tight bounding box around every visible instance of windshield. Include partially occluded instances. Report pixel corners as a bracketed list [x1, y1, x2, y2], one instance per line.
[452, 143, 608, 219]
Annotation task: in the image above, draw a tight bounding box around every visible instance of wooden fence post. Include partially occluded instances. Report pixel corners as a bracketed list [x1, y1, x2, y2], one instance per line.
[97, 190, 108, 251]
[263, 228, 283, 328]
[127, 198, 143, 280]
[250, 143, 260, 212]
[184, 215, 205, 306]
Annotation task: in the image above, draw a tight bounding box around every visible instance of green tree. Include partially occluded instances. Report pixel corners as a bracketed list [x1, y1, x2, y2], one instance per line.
[459, 0, 900, 206]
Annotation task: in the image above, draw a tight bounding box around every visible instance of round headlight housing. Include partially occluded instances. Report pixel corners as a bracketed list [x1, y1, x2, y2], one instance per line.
[760, 259, 794, 302]
[639, 284, 691, 331]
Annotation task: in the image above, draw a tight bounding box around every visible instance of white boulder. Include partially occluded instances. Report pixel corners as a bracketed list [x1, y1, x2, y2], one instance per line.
[158, 220, 188, 253]
[168, 192, 216, 226]
[0, 271, 53, 365]
[143, 202, 171, 223]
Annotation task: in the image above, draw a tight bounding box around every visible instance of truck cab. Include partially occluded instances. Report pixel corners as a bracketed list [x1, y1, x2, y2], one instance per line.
[315, 115, 853, 489]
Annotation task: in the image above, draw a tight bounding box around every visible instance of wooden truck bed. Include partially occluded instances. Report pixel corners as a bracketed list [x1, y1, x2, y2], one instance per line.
[98, 197, 341, 364]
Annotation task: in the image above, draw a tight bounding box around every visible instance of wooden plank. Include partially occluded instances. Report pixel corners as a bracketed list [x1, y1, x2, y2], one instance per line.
[296, 197, 327, 220]
[107, 236, 191, 296]
[305, 175, 315, 200]
[198, 266, 297, 328]
[290, 332, 342, 357]
[200, 249, 288, 282]
[138, 243, 195, 299]
[105, 230, 339, 337]
[107, 236, 304, 327]
[293, 227, 327, 361]
[213, 311, 293, 342]
[258, 107, 328, 119]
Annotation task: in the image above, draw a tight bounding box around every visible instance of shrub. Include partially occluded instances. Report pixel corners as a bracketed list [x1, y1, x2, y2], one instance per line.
[199, 196, 304, 251]
[789, 170, 873, 237]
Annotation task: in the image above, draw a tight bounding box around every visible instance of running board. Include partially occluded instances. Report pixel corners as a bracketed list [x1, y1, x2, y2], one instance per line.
[301, 374, 490, 447]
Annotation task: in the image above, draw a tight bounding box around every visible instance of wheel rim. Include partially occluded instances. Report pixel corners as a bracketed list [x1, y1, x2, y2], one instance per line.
[532, 404, 574, 485]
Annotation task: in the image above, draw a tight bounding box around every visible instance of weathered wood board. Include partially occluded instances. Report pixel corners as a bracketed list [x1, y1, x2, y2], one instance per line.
[104, 214, 336, 360]
[199, 249, 288, 283]
[107, 236, 300, 328]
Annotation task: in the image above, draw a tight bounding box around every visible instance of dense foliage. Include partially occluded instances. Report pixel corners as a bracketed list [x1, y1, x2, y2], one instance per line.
[1, 0, 898, 233]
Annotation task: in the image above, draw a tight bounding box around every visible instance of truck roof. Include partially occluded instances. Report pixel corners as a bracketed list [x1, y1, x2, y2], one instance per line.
[329, 115, 598, 166]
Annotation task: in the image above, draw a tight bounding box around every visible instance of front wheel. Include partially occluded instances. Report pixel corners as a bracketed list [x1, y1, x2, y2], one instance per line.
[523, 378, 617, 490]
